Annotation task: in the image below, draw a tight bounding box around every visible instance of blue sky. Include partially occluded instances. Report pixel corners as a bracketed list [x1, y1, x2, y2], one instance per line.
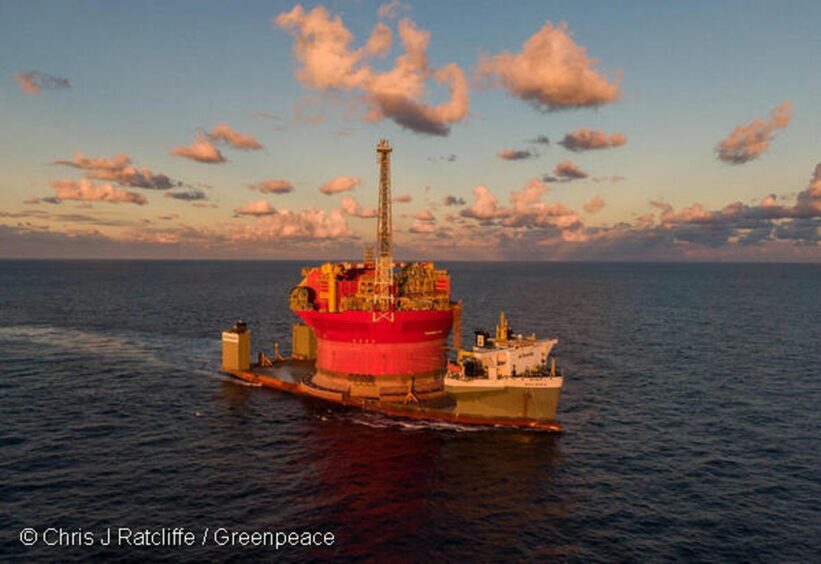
[1, 0, 820, 259]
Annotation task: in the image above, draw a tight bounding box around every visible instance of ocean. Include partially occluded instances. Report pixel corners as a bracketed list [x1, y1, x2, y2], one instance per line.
[1, 260, 819, 562]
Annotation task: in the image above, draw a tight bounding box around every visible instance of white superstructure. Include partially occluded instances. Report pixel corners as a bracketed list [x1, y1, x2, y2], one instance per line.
[468, 336, 557, 379]
[446, 312, 562, 389]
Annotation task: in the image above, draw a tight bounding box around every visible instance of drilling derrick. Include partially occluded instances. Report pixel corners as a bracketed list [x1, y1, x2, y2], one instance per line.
[373, 139, 394, 320]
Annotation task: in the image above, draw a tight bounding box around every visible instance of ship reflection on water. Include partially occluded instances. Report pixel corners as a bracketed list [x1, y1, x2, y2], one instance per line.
[213, 382, 565, 560]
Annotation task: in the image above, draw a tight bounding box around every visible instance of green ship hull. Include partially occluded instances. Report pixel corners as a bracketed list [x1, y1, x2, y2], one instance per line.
[444, 379, 562, 422]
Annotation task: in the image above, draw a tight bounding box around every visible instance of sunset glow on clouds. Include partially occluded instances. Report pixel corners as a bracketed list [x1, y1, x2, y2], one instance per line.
[234, 200, 278, 216]
[409, 209, 437, 233]
[248, 179, 294, 194]
[2, 2, 820, 261]
[460, 179, 580, 231]
[341, 196, 377, 218]
[165, 189, 207, 202]
[16, 71, 70, 95]
[49, 179, 147, 206]
[476, 22, 620, 111]
[583, 195, 605, 214]
[170, 135, 226, 164]
[54, 153, 178, 190]
[171, 124, 263, 164]
[552, 160, 588, 181]
[715, 101, 792, 164]
[275, 4, 469, 135]
[558, 129, 627, 152]
[319, 176, 361, 195]
[208, 124, 264, 151]
[497, 149, 535, 161]
[230, 207, 353, 242]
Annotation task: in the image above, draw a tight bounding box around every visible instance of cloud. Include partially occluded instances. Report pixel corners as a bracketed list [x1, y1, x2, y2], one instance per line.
[507, 179, 580, 229]
[292, 95, 327, 125]
[806, 163, 821, 198]
[715, 101, 792, 164]
[592, 175, 625, 184]
[0, 198, 363, 257]
[366, 23, 393, 57]
[253, 111, 286, 121]
[558, 129, 627, 151]
[17, 71, 70, 95]
[772, 218, 820, 246]
[7, 173, 820, 260]
[460, 185, 509, 221]
[49, 179, 147, 205]
[0, 209, 133, 227]
[476, 21, 620, 111]
[230, 208, 353, 241]
[319, 176, 361, 195]
[638, 163, 821, 248]
[410, 220, 437, 234]
[414, 209, 435, 221]
[393, 194, 412, 203]
[234, 200, 277, 216]
[275, 5, 469, 136]
[427, 154, 457, 162]
[112, 206, 355, 249]
[460, 179, 581, 232]
[553, 160, 588, 180]
[498, 149, 535, 161]
[54, 153, 177, 189]
[583, 195, 605, 214]
[170, 135, 227, 164]
[341, 196, 377, 218]
[207, 124, 264, 150]
[171, 124, 263, 164]
[528, 135, 550, 145]
[377, 0, 407, 19]
[443, 195, 466, 206]
[165, 189, 207, 201]
[409, 209, 437, 233]
[248, 179, 294, 194]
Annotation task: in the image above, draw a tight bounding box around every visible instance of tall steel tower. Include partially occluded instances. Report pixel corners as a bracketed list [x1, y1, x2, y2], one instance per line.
[373, 139, 394, 320]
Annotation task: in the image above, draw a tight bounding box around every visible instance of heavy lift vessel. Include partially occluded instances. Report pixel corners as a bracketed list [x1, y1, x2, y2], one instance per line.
[220, 140, 564, 431]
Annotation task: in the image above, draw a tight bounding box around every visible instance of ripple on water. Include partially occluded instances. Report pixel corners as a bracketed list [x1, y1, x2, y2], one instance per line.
[0, 261, 819, 561]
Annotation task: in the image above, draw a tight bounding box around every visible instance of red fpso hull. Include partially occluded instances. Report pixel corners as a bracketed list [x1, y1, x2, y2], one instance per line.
[297, 309, 453, 376]
[296, 309, 453, 400]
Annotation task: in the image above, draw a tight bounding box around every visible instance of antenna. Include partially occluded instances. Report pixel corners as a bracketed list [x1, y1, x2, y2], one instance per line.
[373, 139, 394, 320]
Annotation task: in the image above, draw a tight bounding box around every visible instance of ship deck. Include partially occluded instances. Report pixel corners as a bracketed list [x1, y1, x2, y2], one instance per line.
[223, 359, 561, 432]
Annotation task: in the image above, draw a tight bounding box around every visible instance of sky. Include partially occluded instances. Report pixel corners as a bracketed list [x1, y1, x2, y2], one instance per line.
[1, 0, 820, 261]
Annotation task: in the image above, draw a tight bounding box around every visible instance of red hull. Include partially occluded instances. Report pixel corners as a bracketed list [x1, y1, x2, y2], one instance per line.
[297, 309, 453, 377]
[297, 309, 452, 343]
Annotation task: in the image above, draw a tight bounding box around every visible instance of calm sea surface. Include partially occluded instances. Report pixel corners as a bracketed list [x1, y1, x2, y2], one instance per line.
[1, 261, 819, 562]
